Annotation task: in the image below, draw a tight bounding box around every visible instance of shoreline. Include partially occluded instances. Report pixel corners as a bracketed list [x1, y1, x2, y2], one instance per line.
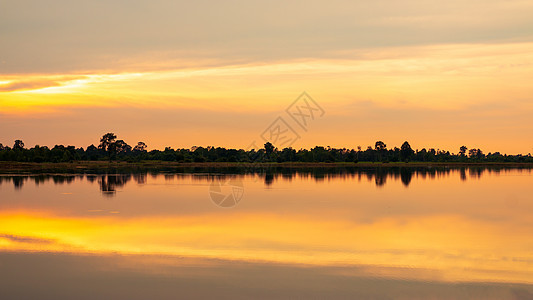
[2, 161, 533, 172]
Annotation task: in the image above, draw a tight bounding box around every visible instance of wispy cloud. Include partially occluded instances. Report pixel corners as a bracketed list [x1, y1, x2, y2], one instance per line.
[2, 0, 533, 74]
[0, 234, 56, 245]
[0, 75, 89, 93]
[0, 80, 61, 92]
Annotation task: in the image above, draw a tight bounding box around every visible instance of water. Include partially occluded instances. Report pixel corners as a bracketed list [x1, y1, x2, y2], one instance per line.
[1, 167, 532, 299]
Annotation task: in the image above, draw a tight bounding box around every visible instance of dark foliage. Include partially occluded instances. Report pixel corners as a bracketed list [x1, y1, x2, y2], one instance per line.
[1, 134, 532, 163]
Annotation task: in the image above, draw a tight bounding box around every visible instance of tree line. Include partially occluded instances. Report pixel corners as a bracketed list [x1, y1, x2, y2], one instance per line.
[0, 133, 531, 163]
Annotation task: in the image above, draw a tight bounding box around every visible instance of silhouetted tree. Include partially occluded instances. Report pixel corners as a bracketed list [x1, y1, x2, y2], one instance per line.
[264, 142, 274, 155]
[1, 133, 531, 164]
[400, 141, 414, 162]
[113, 140, 131, 153]
[13, 140, 25, 150]
[375, 141, 387, 151]
[133, 142, 147, 152]
[264, 142, 275, 160]
[468, 148, 478, 158]
[98, 133, 116, 152]
[477, 149, 484, 159]
[99, 133, 124, 160]
[375, 141, 387, 161]
[459, 146, 468, 157]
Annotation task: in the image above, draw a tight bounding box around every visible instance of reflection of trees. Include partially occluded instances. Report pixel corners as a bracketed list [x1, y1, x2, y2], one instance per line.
[86, 175, 97, 183]
[32, 175, 48, 186]
[469, 167, 485, 179]
[2, 166, 531, 192]
[460, 168, 467, 181]
[133, 173, 147, 184]
[264, 172, 274, 187]
[98, 174, 131, 196]
[375, 169, 387, 187]
[400, 168, 413, 187]
[281, 172, 293, 182]
[52, 175, 75, 185]
[12, 176, 25, 190]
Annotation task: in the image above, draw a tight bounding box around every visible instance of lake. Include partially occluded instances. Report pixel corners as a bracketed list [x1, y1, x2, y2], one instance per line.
[1, 167, 532, 299]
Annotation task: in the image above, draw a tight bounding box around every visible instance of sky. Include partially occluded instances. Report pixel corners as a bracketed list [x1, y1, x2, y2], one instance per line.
[1, 0, 533, 154]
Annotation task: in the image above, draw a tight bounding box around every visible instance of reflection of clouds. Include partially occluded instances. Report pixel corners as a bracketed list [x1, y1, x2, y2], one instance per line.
[2, 252, 531, 300]
[1, 169, 533, 287]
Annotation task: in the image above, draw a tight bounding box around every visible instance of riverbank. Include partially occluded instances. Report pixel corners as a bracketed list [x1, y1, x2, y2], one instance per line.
[1, 161, 533, 172]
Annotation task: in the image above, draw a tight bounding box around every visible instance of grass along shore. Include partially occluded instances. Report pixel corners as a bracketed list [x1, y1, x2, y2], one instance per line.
[1, 161, 533, 172]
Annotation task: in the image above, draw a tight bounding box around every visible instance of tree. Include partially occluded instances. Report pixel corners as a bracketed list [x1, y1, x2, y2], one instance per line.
[459, 146, 468, 157]
[86, 144, 98, 152]
[13, 140, 25, 150]
[375, 141, 387, 161]
[469, 148, 484, 159]
[133, 142, 147, 152]
[264, 142, 275, 156]
[114, 140, 131, 153]
[98, 133, 117, 152]
[400, 141, 414, 161]
[476, 149, 484, 159]
[374, 141, 387, 151]
[468, 148, 478, 158]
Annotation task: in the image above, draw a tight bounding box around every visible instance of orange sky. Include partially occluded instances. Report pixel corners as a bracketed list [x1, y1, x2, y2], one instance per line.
[1, 1, 533, 153]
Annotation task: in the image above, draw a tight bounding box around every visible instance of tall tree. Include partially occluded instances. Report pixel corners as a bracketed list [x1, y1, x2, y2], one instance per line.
[374, 141, 387, 151]
[375, 141, 387, 161]
[468, 148, 478, 158]
[400, 141, 414, 161]
[264, 142, 275, 156]
[114, 140, 131, 153]
[13, 140, 25, 150]
[98, 133, 117, 152]
[459, 146, 468, 157]
[133, 142, 147, 152]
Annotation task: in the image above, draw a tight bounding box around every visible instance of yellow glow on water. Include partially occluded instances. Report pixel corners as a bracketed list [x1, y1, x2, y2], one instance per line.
[1, 170, 533, 287]
[1, 210, 532, 284]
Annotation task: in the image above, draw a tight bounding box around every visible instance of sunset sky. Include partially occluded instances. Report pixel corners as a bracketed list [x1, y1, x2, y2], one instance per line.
[1, 0, 533, 154]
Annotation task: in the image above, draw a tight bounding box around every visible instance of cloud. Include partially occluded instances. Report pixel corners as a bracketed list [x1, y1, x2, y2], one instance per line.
[0, 80, 61, 92]
[1, 0, 533, 74]
[0, 234, 56, 245]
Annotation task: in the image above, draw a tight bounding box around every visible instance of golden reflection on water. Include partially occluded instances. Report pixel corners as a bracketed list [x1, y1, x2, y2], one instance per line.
[1, 168, 533, 286]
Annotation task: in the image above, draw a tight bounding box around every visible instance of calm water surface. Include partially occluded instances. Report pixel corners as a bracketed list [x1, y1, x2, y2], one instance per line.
[1, 167, 532, 299]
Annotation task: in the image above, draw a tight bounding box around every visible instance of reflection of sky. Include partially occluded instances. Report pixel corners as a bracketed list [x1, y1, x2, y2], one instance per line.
[2, 252, 532, 300]
[1, 169, 533, 287]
